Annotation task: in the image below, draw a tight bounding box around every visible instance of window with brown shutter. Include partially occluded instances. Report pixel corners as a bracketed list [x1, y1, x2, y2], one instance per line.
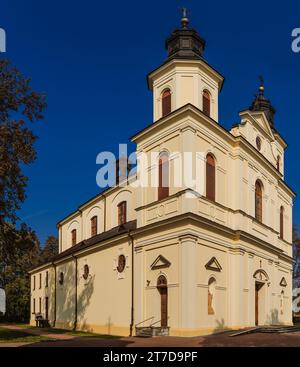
[118, 201, 127, 225]
[277, 155, 280, 171]
[39, 273, 42, 289]
[71, 229, 77, 246]
[33, 298, 36, 314]
[255, 180, 263, 222]
[203, 90, 211, 117]
[158, 152, 169, 201]
[280, 206, 284, 239]
[39, 297, 41, 313]
[45, 271, 48, 288]
[162, 89, 171, 117]
[33, 275, 36, 290]
[206, 154, 215, 202]
[91, 216, 97, 237]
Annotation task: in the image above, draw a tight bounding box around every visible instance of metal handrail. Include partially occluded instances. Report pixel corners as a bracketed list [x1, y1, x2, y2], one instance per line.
[150, 316, 170, 327]
[135, 316, 154, 327]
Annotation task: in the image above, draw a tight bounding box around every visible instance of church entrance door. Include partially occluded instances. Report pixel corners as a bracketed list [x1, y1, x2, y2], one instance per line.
[157, 275, 168, 327]
[255, 282, 264, 326]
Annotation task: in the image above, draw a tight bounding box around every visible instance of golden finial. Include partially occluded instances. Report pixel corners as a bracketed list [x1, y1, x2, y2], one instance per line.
[181, 7, 189, 29]
[259, 75, 264, 95]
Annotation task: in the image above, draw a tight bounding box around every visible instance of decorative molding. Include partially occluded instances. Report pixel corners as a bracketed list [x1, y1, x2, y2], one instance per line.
[280, 277, 287, 287]
[150, 255, 171, 270]
[205, 257, 222, 272]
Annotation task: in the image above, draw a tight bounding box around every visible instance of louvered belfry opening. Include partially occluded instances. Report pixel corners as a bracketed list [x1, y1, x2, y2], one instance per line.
[255, 180, 263, 222]
[158, 152, 169, 201]
[162, 89, 171, 117]
[203, 90, 211, 117]
[206, 154, 215, 201]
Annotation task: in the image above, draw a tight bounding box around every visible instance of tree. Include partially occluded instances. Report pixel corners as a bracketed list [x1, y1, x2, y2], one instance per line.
[0, 59, 46, 224]
[0, 223, 41, 322]
[293, 225, 300, 289]
[40, 235, 58, 264]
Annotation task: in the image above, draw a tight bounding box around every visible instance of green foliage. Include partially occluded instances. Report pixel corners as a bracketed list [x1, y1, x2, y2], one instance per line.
[40, 235, 58, 263]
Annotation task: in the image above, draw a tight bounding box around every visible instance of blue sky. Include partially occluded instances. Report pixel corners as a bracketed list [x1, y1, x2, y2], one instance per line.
[1, 0, 300, 245]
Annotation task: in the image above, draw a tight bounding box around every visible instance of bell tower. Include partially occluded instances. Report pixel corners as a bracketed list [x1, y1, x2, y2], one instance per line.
[147, 9, 224, 122]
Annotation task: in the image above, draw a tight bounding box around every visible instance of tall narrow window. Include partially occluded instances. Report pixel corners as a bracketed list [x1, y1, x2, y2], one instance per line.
[71, 229, 77, 246]
[162, 89, 171, 117]
[280, 206, 284, 239]
[39, 297, 41, 313]
[91, 216, 98, 237]
[39, 273, 42, 289]
[33, 298, 36, 314]
[158, 152, 169, 201]
[202, 90, 211, 117]
[277, 155, 280, 171]
[45, 271, 48, 288]
[255, 180, 263, 222]
[33, 275, 36, 290]
[206, 154, 215, 202]
[118, 201, 127, 225]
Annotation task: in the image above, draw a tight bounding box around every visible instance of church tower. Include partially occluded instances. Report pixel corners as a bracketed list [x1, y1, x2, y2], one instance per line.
[147, 10, 224, 122]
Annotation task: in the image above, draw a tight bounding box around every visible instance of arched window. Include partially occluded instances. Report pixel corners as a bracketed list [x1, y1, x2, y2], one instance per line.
[91, 216, 97, 237]
[208, 277, 216, 315]
[158, 152, 169, 201]
[71, 229, 77, 246]
[161, 89, 171, 117]
[206, 154, 215, 202]
[255, 180, 263, 222]
[202, 90, 211, 117]
[280, 206, 284, 239]
[277, 155, 280, 171]
[118, 201, 127, 225]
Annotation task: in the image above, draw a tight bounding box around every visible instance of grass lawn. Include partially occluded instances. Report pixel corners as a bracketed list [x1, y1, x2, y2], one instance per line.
[0, 327, 56, 344]
[10, 324, 120, 339]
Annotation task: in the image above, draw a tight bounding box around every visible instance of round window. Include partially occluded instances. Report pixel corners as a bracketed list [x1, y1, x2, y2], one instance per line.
[256, 136, 261, 151]
[83, 264, 89, 280]
[117, 255, 126, 273]
[59, 272, 64, 285]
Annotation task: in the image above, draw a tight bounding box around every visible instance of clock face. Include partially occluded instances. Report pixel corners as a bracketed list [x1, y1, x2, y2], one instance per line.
[256, 136, 261, 151]
[117, 255, 126, 273]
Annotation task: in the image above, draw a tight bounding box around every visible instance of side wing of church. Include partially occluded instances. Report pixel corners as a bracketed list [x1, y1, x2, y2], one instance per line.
[29, 13, 295, 337]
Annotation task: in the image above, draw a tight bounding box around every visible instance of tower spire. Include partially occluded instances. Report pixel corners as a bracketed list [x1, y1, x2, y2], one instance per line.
[259, 75, 264, 96]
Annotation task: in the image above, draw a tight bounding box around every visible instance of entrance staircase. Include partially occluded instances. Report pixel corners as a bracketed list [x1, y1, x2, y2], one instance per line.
[135, 317, 170, 337]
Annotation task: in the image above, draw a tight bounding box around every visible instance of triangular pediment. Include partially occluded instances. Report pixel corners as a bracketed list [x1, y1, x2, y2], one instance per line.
[280, 277, 287, 287]
[150, 255, 171, 270]
[205, 257, 222, 272]
[240, 110, 274, 140]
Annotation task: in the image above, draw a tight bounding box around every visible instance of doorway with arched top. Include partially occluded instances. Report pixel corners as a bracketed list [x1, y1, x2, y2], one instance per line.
[157, 275, 168, 328]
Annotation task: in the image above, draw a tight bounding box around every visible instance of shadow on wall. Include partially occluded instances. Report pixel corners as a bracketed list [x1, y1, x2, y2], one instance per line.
[56, 264, 95, 330]
[77, 274, 95, 332]
[266, 309, 282, 325]
[213, 318, 230, 333]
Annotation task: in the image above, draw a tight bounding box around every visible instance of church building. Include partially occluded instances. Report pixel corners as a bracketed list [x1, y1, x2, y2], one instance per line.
[29, 12, 295, 337]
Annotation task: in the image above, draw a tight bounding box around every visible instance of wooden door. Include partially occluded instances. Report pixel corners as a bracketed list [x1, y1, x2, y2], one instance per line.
[255, 285, 259, 325]
[160, 287, 168, 328]
[45, 297, 49, 320]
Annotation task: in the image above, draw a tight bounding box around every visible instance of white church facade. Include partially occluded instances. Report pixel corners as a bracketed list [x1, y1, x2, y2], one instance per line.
[29, 13, 295, 337]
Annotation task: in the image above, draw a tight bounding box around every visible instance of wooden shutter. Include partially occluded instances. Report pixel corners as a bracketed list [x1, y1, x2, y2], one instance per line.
[280, 206, 284, 239]
[158, 153, 169, 201]
[206, 154, 215, 201]
[118, 202, 127, 225]
[71, 229, 77, 246]
[91, 216, 97, 237]
[162, 89, 171, 117]
[255, 181, 262, 222]
[203, 90, 211, 117]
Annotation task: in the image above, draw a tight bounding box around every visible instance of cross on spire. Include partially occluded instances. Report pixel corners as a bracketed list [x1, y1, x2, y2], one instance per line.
[181, 7, 189, 29]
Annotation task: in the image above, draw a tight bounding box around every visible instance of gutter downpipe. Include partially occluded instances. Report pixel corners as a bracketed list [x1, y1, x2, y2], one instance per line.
[72, 254, 78, 331]
[128, 230, 135, 337]
[52, 262, 57, 327]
